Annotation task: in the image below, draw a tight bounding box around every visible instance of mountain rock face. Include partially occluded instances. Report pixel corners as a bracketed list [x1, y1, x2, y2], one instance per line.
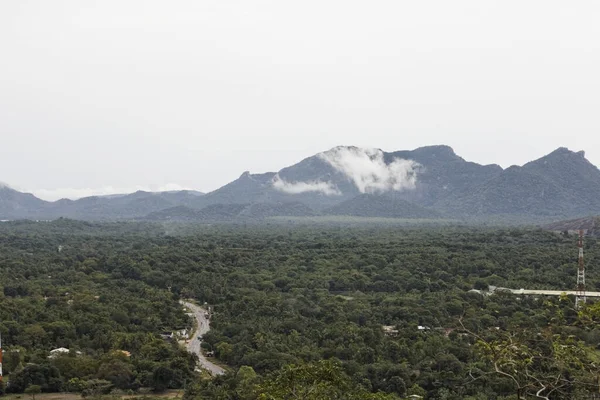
[436, 148, 600, 218]
[2, 145, 600, 222]
[386, 145, 503, 206]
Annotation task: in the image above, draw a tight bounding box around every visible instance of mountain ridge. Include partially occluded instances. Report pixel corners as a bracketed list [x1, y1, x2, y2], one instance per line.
[2, 145, 599, 222]
[435, 147, 600, 218]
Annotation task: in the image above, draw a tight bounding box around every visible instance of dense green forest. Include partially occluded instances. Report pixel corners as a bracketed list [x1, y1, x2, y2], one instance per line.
[1, 219, 599, 399]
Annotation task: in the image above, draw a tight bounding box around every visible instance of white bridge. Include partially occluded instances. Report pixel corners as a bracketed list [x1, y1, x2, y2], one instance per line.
[470, 285, 600, 298]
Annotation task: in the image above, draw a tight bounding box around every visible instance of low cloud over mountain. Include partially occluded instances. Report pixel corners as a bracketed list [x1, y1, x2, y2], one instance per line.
[318, 147, 420, 194]
[272, 146, 420, 197]
[271, 174, 341, 196]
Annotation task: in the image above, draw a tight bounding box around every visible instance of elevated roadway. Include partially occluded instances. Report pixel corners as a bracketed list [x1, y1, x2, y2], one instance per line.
[470, 286, 600, 298]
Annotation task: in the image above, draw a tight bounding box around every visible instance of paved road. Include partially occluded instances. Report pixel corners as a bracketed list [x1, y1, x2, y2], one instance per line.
[180, 300, 225, 376]
[471, 287, 600, 297]
[503, 288, 600, 297]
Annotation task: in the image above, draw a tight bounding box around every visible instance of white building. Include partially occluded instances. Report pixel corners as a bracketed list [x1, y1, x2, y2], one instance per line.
[48, 348, 81, 358]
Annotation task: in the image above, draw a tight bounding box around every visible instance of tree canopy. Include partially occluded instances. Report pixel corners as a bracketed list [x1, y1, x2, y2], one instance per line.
[1, 220, 599, 398]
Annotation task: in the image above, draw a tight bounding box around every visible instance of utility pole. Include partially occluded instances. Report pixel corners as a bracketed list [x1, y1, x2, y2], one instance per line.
[576, 230, 586, 309]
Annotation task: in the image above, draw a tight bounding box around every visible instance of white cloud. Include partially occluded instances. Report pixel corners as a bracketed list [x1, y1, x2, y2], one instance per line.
[29, 183, 197, 201]
[319, 147, 420, 193]
[272, 174, 341, 196]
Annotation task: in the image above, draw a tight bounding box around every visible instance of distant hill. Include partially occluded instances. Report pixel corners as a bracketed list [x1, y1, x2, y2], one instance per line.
[143, 205, 205, 222]
[544, 216, 600, 236]
[239, 202, 316, 218]
[144, 202, 315, 222]
[0, 188, 204, 220]
[3, 145, 600, 222]
[0, 185, 47, 219]
[48, 190, 206, 220]
[435, 148, 600, 218]
[326, 194, 442, 219]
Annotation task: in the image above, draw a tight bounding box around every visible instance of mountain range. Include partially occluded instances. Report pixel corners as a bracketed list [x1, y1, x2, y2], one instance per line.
[2, 145, 600, 223]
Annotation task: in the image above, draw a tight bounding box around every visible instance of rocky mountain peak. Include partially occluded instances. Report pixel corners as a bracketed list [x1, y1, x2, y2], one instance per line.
[541, 147, 586, 160]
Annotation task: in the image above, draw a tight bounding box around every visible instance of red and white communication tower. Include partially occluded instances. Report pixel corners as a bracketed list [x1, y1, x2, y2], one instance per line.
[576, 230, 586, 309]
[0, 332, 3, 381]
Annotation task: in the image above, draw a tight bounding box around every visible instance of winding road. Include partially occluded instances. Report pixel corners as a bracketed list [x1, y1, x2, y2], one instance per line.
[180, 300, 225, 376]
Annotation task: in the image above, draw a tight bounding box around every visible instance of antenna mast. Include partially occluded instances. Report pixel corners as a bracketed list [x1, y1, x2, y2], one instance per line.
[576, 229, 586, 309]
[0, 332, 3, 381]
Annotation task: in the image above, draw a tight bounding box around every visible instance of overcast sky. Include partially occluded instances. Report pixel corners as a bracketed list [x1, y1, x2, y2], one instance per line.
[1, 1, 599, 200]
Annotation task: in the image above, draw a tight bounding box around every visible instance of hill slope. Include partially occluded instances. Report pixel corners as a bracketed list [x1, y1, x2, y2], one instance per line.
[0, 185, 48, 219]
[544, 216, 600, 236]
[388, 145, 503, 206]
[0, 187, 205, 220]
[326, 194, 442, 219]
[435, 148, 600, 218]
[144, 202, 315, 222]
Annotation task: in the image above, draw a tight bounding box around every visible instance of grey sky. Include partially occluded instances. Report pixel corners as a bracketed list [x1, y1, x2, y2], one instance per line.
[1, 1, 599, 201]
